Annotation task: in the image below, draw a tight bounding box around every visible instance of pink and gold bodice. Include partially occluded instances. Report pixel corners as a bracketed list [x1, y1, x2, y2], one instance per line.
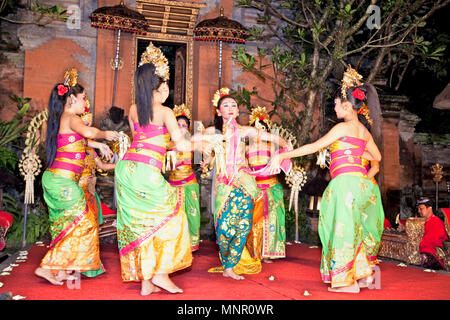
[248, 141, 278, 187]
[122, 122, 169, 171]
[329, 136, 368, 180]
[168, 150, 197, 186]
[47, 133, 86, 181]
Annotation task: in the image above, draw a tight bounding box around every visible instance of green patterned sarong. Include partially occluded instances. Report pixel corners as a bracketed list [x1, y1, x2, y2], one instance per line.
[319, 175, 383, 288]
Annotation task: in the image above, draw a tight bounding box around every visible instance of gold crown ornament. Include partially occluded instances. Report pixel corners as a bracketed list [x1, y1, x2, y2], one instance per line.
[64, 67, 78, 87]
[341, 65, 363, 100]
[249, 106, 271, 130]
[63, 67, 91, 114]
[212, 87, 231, 108]
[139, 42, 170, 81]
[173, 103, 191, 120]
[340, 65, 372, 126]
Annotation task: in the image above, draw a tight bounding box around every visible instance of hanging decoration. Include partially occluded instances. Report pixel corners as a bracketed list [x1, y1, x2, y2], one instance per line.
[193, 7, 249, 88]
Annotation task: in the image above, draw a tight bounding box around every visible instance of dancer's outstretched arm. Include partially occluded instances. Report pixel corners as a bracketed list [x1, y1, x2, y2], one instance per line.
[87, 140, 113, 160]
[70, 114, 119, 141]
[268, 122, 348, 174]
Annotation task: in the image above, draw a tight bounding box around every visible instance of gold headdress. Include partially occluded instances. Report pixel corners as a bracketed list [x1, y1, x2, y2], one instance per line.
[341, 65, 372, 126]
[341, 65, 363, 99]
[64, 68, 78, 87]
[173, 103, 191, 120]
[212, 87, 231, 108]
[138, 42, 170, 81]
[63, 67, 92, 123]
[249, 106, 271, 130]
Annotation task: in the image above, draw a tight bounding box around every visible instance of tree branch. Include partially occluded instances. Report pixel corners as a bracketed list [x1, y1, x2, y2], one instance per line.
[262, 0, 310, 28]
[345, 0, 377, 38]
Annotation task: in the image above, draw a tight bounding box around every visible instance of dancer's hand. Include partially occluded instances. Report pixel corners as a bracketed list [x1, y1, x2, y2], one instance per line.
[105, 130, 120, 141]
[97, 143, 113, 160]
[268, 154, 282, 175]
[200, 160, 208, 171]
[287, 141, 293, 151]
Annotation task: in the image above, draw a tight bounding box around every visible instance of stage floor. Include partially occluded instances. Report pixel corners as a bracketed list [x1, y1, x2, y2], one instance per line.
[0, 240, 449, 300]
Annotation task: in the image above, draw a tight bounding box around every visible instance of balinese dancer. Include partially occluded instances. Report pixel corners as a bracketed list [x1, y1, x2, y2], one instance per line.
[269, 66, 384, 293]
[166, 104, 201, 251]
[203, 88, 289, 280]
[35, 83, 119, 285]
[114, 43, 194, 295]
[246, 106, 287, 262]
[62, 68, 116, 279]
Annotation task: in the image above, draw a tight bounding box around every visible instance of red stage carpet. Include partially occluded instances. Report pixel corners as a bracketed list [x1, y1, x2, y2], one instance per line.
[1, 240, 449, 300]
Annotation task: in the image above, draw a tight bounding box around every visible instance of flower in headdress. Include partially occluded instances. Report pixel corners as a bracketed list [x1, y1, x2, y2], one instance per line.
[57, 84, 68, 96]
[212, 87, 231, 108]
[341, 65, 363, 99]
[352, 87, 365, 100]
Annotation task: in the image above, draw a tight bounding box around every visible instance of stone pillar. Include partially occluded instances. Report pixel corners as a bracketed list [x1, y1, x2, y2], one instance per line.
[399, 110, 421, 189]
[378, 94, 408, 223]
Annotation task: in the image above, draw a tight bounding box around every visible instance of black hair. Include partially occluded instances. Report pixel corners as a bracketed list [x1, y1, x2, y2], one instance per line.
[45, 83, 85, 168]
[214, 94, 236, 133]
[416, 198, 434, 208]
[176, 115, 190, 129]
[109, 106, 125, 124]
[134, 63, 165, 127]
[335, 84, 371, 130]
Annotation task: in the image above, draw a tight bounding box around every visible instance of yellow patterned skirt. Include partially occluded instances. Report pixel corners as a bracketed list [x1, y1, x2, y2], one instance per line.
[115, 160, 192, 281]
[40, 170, 100, 272]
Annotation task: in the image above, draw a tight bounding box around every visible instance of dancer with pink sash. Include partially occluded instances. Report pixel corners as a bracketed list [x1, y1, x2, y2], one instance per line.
[203, 88, 290, 280]
[269, 66, 385, 293]
[35, 83, 119, 285]
[115, 43, 196, 295]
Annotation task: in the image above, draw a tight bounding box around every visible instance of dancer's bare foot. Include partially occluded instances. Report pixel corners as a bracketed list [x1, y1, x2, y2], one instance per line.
[328, 281, 360, 293]
[358, 276, 374, 288]
[34, 267, 64, 286]
[223, 268, 245, 280]
[141, 279, 162, 296]
[151, 274, 183, 293]
[55, 270, 74, 282]
[262, 259, 273, 264]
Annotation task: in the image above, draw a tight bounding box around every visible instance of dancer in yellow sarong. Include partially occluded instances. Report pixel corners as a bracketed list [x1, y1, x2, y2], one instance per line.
[35, 83, 119, 285]
[115, 43, 198, 295]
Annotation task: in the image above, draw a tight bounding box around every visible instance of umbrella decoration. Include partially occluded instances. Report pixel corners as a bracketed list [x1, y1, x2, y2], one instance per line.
[89, 1, 149, 106]
[193, 7, 249, 88]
